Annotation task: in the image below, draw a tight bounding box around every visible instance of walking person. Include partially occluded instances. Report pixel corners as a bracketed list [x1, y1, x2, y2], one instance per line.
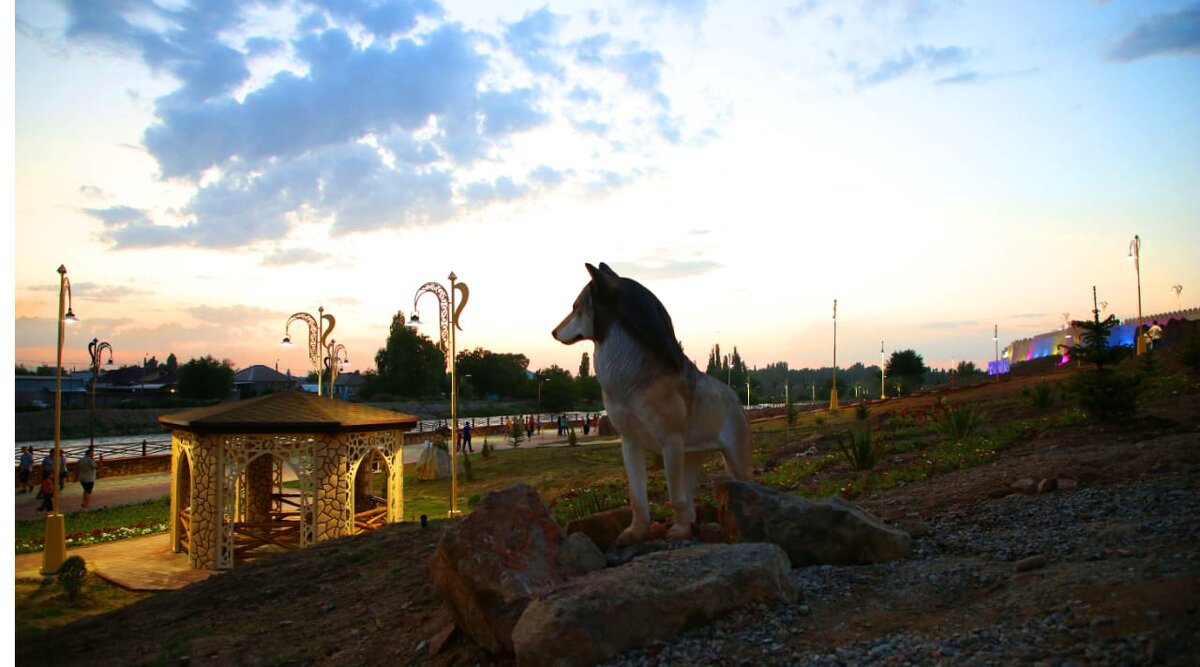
[37, 473, 54, 512]
[77, 446, 97, 509]
[18, 447, 34, 493]
[462, 421, 473, 453]
[59, 451, 69, 491]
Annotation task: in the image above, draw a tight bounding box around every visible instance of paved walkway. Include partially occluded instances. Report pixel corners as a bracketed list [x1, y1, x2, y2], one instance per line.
[14, 431, 593, 590]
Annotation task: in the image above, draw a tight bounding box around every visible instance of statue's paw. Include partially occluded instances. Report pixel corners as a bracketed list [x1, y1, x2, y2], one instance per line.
[617, 524, 649, 546]
[666, 522, 694, 541]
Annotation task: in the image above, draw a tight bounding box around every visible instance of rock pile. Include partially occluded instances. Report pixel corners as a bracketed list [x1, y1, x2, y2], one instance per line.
[428, 481, 912, 665]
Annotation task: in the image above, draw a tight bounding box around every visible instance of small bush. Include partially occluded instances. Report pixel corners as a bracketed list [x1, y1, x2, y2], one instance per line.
[814, 415, 826, 427]
[460, 450, 473, 482]
[567, 426, 578, 447]
[508, 419, 526, 447]
[936, 403, 984, 442]
[837, 428, 887, 471]
[786, 400, 797, 427]
[549, 482, 628, 524]
[1029, 380, 1054, 408]
[854, 403, 870, 420]
[480, 439, 491, 458]
[57, 555, 88, 601]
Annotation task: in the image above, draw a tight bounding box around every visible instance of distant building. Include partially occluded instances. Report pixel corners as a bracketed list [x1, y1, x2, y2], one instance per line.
[233, 365, 299, 399]
[14, 375, 87, 409]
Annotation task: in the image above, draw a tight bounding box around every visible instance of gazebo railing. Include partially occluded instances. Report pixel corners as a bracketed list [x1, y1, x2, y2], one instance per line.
[354, 494, 388, 533]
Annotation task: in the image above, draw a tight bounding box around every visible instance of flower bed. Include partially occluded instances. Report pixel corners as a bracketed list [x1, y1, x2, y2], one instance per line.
[17, 520, 169, 555]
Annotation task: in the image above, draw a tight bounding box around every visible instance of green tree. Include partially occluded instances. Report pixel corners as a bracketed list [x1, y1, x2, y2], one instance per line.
[579, 352, 591, 378]
[176, 356, 234, 401]
[366, 311, 446, 399]
[956, 360, 983, 377]
[575, 374, 602, 405]
[705, 344, 724, 380]
[456, 347, 530, 399]
[885, 350, 928, 395]
[1068, 287, 1138, 421]
[164, 353, 179, 371]
[539, 365, 578, 413]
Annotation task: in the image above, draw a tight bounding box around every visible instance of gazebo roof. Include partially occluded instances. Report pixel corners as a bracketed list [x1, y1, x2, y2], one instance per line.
[159, 390, 418, 434]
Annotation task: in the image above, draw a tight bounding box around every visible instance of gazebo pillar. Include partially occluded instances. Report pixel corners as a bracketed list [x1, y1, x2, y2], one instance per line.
[313, 437, 350, 542]
[388, 430, 405, 523]
[188, 435, 222, 570]
[245, 455, 274, 522]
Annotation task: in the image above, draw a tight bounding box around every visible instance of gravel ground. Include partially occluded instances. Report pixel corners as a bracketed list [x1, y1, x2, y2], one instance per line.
[603, 467, 1200, 666]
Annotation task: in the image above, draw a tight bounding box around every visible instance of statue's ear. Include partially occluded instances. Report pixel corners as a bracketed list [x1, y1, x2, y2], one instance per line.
[588, 262, 620, 296]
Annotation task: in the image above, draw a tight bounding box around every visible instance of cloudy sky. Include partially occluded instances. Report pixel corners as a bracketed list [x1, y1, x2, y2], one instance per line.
[11, 0, 1200, 379]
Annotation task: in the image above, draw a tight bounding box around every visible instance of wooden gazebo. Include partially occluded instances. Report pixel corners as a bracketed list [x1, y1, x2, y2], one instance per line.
[159, 391, 418, 570]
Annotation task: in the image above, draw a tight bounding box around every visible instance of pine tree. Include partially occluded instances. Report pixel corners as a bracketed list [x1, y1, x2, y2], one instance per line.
[1068, 287, 1138, 421]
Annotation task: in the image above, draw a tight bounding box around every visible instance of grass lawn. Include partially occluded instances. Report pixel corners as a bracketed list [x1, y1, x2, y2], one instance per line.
[16, 573, 150, 636]
[16, 497, 171, 554]
[402, 437, 629, 520]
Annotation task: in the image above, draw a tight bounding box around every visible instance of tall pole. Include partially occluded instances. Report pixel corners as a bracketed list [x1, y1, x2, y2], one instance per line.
[880, 340, 886, 400]
[412, 272, 469, 516]
[829, 299, 839, 410]
[43, 265, 75, 574]
[449, 272, 458, 516]
[88, 338, 113, 452]
[1130, 235, 1144, 355]
[993, 325, 999, 380]
[282, 306, 336, 396]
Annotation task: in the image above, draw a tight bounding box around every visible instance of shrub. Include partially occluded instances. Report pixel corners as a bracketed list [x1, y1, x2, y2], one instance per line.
[1029, 380, 1054, 408]
[460, 450, 473, 482]
[57, 555, 88, 601]
[480, 438, 492, 458]
[854, 403, 870, 420]
[507, 419, 526, 447]
[786, 400, 797, 427]
[548, 482, 628, 525]
[837, 428, 887, 471]
[1068, 288, 1139, 421]
[567, 426, 578, 447]
[936, 404, 984, 442]
[814, 415, 825, 427]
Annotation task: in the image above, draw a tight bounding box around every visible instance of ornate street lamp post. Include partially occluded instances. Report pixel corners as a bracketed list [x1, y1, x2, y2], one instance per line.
[87, 338, 114, 451]
[324, 340, 349, 399]
[282, 306, 336, 396]
[410, 272, 469, 516]
[829, 299, 839, 410]
[1171, 284, 1183, 311]
[44, 265, 79, 574]
[1129, 235, 1145, 355]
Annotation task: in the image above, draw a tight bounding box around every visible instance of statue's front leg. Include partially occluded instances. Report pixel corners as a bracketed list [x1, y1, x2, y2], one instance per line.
[618, 437, 651, 545]
[661, 437, 695, 541]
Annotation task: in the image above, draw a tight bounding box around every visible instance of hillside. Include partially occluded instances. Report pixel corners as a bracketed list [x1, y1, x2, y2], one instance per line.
[15, 358, 1200, 666]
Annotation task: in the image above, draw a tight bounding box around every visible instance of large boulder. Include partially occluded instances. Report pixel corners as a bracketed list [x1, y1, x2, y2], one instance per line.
[716, 480, 912, 565]
[511, 543, 792, 667]
[415, 443, 460, 480]
[428, 484, 583, 654]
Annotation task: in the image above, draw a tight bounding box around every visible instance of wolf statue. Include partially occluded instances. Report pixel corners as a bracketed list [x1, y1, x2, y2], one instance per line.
[552, 262, 753, 543]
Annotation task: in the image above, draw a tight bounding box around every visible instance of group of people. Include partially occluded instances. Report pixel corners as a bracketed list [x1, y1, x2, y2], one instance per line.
[17, 445, 98, 511]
